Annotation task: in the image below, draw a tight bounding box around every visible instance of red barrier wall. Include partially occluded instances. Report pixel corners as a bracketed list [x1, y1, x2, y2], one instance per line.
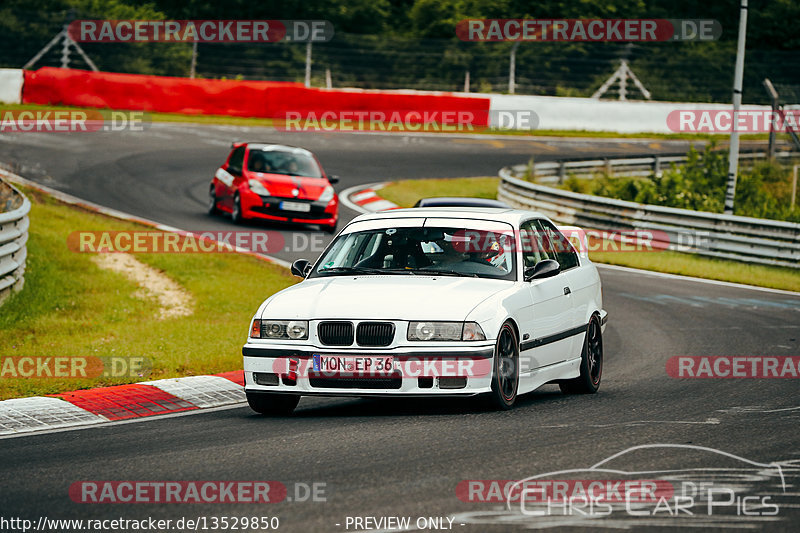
[22, 68, 490, 125]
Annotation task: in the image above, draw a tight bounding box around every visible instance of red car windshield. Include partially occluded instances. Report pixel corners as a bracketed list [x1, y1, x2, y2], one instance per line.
[246, 149, 323, 178]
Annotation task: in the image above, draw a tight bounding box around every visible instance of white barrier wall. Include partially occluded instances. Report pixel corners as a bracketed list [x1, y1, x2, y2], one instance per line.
[0, 69, 23, 104]
[488, 94, 771, 134]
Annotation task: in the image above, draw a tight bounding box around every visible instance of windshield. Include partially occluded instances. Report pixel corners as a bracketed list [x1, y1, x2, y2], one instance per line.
[247, 149, 323, 178]
[310, 226, 516, 280]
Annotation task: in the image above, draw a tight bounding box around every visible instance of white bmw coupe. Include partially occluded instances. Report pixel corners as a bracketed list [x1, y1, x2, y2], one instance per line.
[243, 207, 607, 415]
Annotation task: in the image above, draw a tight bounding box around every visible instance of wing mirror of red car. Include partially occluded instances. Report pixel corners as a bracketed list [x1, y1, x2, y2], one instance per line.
[524, 259, 560, 282]
[328, 175, 340, 184]
[291, 259, 312, 278]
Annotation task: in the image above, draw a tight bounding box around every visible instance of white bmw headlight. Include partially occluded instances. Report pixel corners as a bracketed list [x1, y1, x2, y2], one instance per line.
[318, 185, 334, 203]
[407, 321, 485, 341]
[248, 179, 271, 196]
[251, 319, 308, 340]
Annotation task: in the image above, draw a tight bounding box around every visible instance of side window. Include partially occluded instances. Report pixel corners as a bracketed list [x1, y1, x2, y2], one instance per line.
[519, 220, 550, 268]
[540, 220, 579, 271]
[228, 147, 245, 173]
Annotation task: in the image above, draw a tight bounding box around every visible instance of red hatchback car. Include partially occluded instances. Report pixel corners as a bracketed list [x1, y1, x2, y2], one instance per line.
[208, 142, 339, 233]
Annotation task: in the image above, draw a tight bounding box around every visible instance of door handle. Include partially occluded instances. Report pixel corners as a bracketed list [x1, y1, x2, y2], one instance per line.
[563, 287, 571, 295]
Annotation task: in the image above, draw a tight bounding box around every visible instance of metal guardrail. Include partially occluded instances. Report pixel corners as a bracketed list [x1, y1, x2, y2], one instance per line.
[0, 177, 30, 304]
[498, 166, 800, 269]
[527, 150, 800, 183]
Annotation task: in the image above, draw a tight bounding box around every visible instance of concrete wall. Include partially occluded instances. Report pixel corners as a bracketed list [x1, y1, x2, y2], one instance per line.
[0, 69, 24, 104]
[488, 94, 770, 134]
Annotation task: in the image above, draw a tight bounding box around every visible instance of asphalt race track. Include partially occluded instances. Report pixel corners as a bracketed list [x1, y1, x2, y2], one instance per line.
[0, 124, 710, 262]
[1, 125, 799, 532]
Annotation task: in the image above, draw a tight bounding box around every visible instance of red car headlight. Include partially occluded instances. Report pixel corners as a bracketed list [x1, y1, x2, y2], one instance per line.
[248, 179, 271, 196]
[318, 185, 334, 203]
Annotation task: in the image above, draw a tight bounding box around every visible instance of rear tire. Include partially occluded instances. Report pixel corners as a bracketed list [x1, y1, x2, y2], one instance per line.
[246, 392, 299, 416]
[560, 317, 603, 394]
[323, 221, 338, 234]
[487, 322, 519, 410]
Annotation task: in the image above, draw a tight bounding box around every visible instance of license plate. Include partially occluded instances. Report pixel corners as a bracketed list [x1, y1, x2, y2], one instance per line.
[312, 354, 396, 375]
[280, 201, 311, 212]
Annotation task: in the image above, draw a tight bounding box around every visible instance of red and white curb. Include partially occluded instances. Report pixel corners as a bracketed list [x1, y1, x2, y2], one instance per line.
[340, 182, 398, 214]
[0, 371, 245, 436]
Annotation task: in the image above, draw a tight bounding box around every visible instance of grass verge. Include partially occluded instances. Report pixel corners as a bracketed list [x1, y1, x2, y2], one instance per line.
[0, 185, 296, 400]
[378, 177, 800, 292]
[379, 177, 500, 207]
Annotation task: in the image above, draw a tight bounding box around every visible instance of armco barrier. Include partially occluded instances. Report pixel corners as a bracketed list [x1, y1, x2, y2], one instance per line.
[0, 177, 31, 304]
[525, 151, 800, 183]
[22, 67, 491, 124]
[498, 167, 800, 268]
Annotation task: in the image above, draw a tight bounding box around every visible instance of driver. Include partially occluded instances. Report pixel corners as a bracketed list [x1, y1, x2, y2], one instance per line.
[284, 158, 299, 174]
[250, 154, 271, 173]
[471, 234, 507, 269]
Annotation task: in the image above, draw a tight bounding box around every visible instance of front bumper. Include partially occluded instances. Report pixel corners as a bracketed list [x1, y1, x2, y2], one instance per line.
[243, 343, 495, 396]
[240, 190, 338, 226]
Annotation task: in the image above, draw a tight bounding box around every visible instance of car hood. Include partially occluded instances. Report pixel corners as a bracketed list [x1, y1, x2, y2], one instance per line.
[261, 275, 513, 321]
[248, 172, 330, 200]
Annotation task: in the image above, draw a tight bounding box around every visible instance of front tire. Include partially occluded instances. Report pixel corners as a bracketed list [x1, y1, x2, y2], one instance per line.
[231, 192, 244, 224]
[246, 392, 299, 416]
[207, 185, 219, 215]
[487, 322, 519, 410]
[560, 316, 603, 394]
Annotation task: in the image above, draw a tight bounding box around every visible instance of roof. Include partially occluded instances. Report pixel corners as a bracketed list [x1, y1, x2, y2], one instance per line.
[413, 197, 511, 208]
[232, 141, 312, 154]
[350, 206, 549, 226]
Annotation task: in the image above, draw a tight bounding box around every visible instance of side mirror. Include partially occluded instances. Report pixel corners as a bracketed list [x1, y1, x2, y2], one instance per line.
[228, 166, 242, 177]
[328, 175, 340, 184]
[290, 259, 312, 278]
[524, 259, 560, 282]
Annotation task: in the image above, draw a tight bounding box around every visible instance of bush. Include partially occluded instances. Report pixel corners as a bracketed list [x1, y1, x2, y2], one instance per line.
[736, 161, 800, 222]
[561, 143, 800, 222]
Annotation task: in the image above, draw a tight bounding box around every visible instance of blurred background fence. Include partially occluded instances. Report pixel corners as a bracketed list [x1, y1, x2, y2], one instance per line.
[1, 6, 799, 104]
